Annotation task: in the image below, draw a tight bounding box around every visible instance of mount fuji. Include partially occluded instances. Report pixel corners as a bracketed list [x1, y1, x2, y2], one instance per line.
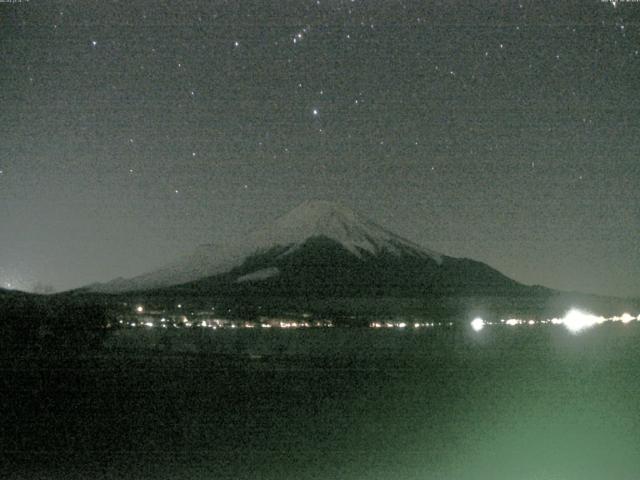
[88, 200, 531, 297]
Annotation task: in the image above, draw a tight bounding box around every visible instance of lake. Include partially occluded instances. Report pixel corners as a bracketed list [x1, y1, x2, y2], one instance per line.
[3, 323, 640, 479]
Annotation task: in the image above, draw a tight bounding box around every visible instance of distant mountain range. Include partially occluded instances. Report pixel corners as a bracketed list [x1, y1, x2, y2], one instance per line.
[86, 200, 545, 299]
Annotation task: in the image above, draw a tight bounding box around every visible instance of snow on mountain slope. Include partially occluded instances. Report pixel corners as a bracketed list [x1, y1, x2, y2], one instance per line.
[235, 267, 280, 283]
[88, 243, 246, 293]
[89, 200, 443, 293]
[248, 200, 443, 262]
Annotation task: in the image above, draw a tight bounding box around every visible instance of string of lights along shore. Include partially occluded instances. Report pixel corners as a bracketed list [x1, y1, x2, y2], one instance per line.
[1, 1, 639, 299]
[125, 302, 640, 334]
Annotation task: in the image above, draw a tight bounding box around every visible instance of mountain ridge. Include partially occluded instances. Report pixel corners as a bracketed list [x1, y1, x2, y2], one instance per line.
[84, 200, 543, 300]
[154, 234, 529, 299]
[89, 200, 449, 294]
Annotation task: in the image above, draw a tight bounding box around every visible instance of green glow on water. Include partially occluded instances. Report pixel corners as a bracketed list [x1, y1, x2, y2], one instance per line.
[8, 324, 640, 479]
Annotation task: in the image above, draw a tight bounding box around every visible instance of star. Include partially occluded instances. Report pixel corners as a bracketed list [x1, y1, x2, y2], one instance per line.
[2, 0, 636, 299]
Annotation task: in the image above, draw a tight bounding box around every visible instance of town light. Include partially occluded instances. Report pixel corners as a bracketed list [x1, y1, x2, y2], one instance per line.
[471, 317, 485, 332]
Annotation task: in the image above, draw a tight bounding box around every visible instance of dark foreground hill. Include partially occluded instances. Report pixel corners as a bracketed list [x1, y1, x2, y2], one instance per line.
[0, 292, 110, 356]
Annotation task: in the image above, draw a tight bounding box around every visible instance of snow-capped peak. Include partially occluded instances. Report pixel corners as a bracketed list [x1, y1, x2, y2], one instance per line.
[88, 200, 442, 292]
[247, 200, 443, 262]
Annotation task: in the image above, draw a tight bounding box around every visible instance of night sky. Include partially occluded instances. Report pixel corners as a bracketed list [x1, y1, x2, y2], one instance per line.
[1, 0, 638, 297]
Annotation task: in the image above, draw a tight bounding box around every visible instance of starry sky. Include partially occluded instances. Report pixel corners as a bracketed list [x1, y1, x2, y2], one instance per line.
[1, 0, 639, 297]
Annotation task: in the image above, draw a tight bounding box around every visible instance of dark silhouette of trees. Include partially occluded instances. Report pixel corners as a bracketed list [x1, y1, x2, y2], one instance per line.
[0, 294, 110, 356]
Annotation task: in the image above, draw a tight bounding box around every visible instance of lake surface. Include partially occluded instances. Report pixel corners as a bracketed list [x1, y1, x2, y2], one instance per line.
[3, 324, 640, 479]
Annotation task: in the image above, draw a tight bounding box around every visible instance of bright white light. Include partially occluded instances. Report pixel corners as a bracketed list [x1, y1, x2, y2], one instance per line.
[620, 313, 634, 324]
[505, 319, 519, 326]
[562, 309, 604, 333]
[471, 317, 485, 332]
[135, 305, 144, 313]
[312, 108, 319, 116]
